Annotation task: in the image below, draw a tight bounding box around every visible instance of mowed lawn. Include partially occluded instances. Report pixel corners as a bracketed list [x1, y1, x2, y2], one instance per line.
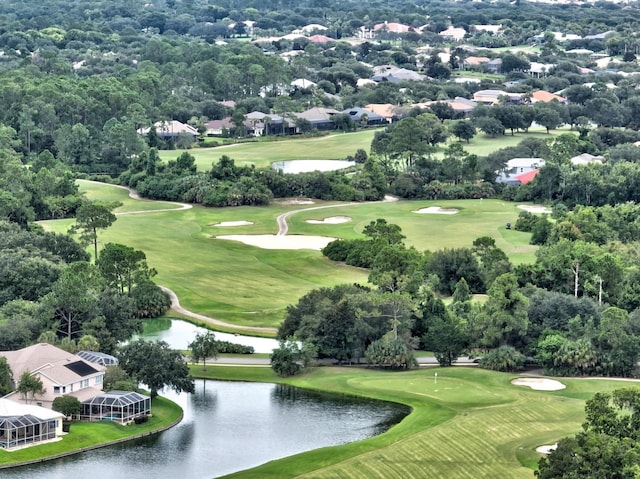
[198, 366, 637, 479]
[159, 129, 378, 170]
[40, 182, 540, 329]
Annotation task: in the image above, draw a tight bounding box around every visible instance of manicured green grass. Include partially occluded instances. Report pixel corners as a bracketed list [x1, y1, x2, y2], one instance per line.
[438, 127, 575, 159]
[41, 182, 541, 329]
[191, 366, 636, 479]
[77, 180, 183, 213]
[159, 129, 378, 171]
[0, 396, 181, 467]
[288, 199, 538, 264]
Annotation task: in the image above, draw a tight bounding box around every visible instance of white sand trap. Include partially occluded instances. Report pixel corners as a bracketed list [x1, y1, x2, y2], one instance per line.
[306, 216, 351, 225]
[217, 234, 335, 250]
[536, 444, 558, 454]
[213, 221, 254, 227]
[413, 206, 459, 215]
[518, 204, 551, 214]
[277, 199, 315, 205]
[512, 378, 566, 391]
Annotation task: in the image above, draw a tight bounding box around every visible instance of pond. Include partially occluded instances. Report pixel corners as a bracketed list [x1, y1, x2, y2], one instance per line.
[134, 318, 279, 353]
[4, 380, 408, 479]
[271, 159, 355, 174]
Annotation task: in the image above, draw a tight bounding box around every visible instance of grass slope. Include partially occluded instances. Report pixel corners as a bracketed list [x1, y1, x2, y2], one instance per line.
[159, 130, 378, 171]
[191, 366, 635, 479]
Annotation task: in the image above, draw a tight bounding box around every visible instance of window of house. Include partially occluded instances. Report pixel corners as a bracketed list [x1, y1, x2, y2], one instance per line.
[54, 386, 60, 394]
[82, 379, 89, 388]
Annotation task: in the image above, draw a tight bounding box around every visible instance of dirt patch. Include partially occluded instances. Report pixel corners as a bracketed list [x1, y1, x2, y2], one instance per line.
[216, 234, 335, 250]
[212, 221, 254, 227]
[306, 216, 351, 224]
[413, 206, 459, 215]
[511, 377, 566, 391]
[518, 204, 551, 214]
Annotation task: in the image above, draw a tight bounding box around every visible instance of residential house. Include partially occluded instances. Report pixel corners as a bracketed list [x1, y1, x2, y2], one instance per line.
[473, 89, 523, 105]
[291, 78, 317, 89]
[531, 90, 567, 104]
[528, 62, 555, 77]
[373, 22, 413, 34]
[0, 343, 106, 409]
[292, 107, 340, 131]
[307, 34, 333, 44]
[0, 398, 64, 449]
[463, 56, 491, 70]
[496, 158, 546, 184]
[342, 107, 386, 126]
[137, 120, 198, 138]
[364, 103, 401, 123]
[570, 153, 604, 166]
[438, 26, 467, 42]
[372, 66, 426, 83]
[245, 111, 293, 136]
[486, 58, 503, 73]
[205, 118, 235, 136]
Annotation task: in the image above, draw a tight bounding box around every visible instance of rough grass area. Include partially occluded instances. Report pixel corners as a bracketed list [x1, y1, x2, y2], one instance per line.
[191, 366, 636, 479]
[0, 396, 181, 467]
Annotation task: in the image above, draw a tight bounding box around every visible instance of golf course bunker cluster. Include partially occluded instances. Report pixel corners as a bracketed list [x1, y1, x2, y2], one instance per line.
[413, 206, 459, 215]
[306, 216, 351, 224]
[511, 377, 566, 391]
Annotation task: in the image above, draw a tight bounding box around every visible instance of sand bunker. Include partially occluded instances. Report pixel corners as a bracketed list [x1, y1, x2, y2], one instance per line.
[217, 234, 335, 250]
[306, 216, 351, 225]
[213, 221, 254, 227]
[518, 204, 551, 214]
[536, 444, 558, 454]
[277, 199, 315, 205]
[511, 378, 566, 391]
[413, 206, 459, 215]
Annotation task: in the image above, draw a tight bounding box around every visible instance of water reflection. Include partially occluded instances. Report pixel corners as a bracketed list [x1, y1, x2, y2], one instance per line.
[271, 159, 356, 174]
[134, 318, 279, 353]
[3, 380, 408, 479]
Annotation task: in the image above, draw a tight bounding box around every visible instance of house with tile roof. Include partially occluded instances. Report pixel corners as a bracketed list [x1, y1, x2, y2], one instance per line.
[531, 90, 567, 104]
[0, 343, 106, 409]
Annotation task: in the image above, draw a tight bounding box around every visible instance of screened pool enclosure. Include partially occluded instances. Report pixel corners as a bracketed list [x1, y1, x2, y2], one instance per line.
[0, 414, 60, 449]
[79, 391, 150, 424]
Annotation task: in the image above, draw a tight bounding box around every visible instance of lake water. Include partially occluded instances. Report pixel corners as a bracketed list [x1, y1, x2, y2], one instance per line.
[3, 380, 408, 479]
[271, 159, 355, 174]
[134, 318, 279, 353]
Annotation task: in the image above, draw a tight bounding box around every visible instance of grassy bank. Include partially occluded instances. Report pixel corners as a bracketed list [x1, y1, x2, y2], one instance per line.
[191, 365, 635, 479]
[0, 396, 182, 468]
